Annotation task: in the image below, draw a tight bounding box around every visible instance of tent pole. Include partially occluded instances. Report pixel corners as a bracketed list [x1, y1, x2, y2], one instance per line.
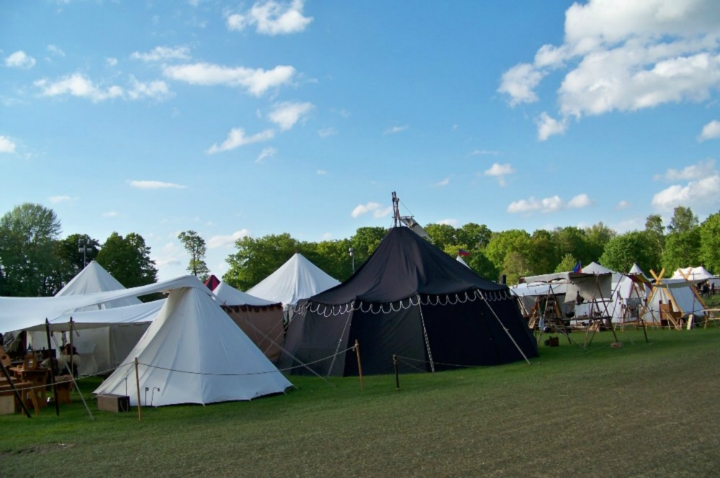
[45, 319, 60, 416]
[354, 340, 364, 391]
[134, 357, 142, 421]
[416, 295, 435, 373]
[480, 291, 532, 365]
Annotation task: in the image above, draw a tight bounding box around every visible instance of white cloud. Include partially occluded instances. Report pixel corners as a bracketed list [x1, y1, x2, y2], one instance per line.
[0, 135, 17, 153]
[321, 232, 332, 240]
[536, 112, 567, 141]
[434, 177, 450, 187]
[437, 218, 458, 226]
[351, 202, 392, 219]
[384, 125, 408, 135]
[483, 163, 515, 186]
[507, 193, 593, 214]
[226, 0, 313, 35]
[153, 242, 182, 268]
[206, 128, 275, 154]
[317, 127, 337, 138]
[567, 193, 593, 208]
[698, 120, 720, 141]
[102, 211, 118, 217]
[652, 159, 720, 211]
[130, 46, 191, 62]
[5, 51, 36, 69]
[34, 74, 123, 102]
[207, 229, 251, 248]
[469, 150, 499, 156]
[106, 57, 118, 67]
[255, 146, 277, 163]
[128, 76, 173, 101]
[317, 169, 327, 175]
[616, 200, 631, 210]
[129, 180, 186, 189]
[268, 101, 314, 130]
[497, 63, 544, 106]
[655, 159, 716, 181]
[499, 0, 720, 137]
[48, 195, 72, 203]
[47, 45, 65, 57]
[163, 62, 295, 96]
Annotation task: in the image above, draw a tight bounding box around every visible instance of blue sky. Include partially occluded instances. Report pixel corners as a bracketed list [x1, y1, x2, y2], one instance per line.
[2, 0, 720, 281]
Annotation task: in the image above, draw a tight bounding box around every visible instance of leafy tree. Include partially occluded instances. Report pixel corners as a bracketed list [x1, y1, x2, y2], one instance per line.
[456, 223, 492, 250]
[350, 227, 387, 268]
[667, 206, 698, 234]
[555, 253, 577, 273]
[53, 233, 100, 285]
[700, 212, 720, 274]
[528, 229, 559, 274]
[0, 203, 62, 296]
[485, 230, 532, 271]
[599, 231, 661, 274]
[223, 233, 300, 290]
[424, 223, 458, 251]
[178, 230, 210, 281]
[552, 226, 591, 266]
[584, 222, 616, 263]
[645, 214, 665, 255]
[662, 229, 701, 273]
[303, 239, 353, 282]
[96, 232, 158, 291]
[502, 251, 530, 285]
[467, 250, 500, 281]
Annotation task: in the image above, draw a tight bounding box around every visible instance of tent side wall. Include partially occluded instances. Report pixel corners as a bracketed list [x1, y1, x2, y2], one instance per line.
[223, 306, 285, 363]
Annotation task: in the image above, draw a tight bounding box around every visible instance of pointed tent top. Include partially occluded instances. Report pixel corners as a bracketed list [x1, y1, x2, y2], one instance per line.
[246, 253, 340, 306]
[311, 227, 505, 306]
[456, 255, 470, 268]
[55, 260, 141, 309]
[213, 282, 278, 307]
[672, 266, 713, 281]
[629, 263, 646, 275]
[582, 262, 615, 275]
[94, 287, 291, 406]
[204, 274, 221, 291]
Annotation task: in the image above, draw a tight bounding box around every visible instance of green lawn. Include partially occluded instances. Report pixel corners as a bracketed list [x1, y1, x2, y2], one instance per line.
[2, 327, 720, 477]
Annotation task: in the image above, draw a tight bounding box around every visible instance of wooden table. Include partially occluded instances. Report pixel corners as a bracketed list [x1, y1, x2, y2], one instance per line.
[9, 367, 49, 407]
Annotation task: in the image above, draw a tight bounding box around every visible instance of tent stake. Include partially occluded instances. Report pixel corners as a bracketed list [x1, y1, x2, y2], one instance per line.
[134, 357, 142, 421]
[393, 355, 400, 391]
[354, 340, 364, 391]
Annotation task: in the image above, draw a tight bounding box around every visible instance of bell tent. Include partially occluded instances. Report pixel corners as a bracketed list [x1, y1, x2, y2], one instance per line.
[279, 227, 537, 377]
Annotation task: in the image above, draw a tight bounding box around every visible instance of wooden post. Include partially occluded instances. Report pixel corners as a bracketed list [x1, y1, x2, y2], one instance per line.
[393, 355, 400, 391]
[354, 340, 364, 391]
[69, 317, 74, 377]
[0, 359, 31, 418]
[134, 357, 142, 421]
[45, 319, 60, 416]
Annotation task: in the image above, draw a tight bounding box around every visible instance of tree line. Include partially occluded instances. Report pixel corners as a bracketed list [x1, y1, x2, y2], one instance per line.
[2, 202, 718, 297]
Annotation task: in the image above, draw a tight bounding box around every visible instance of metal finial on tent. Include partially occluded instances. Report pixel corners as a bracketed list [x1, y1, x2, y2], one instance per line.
[392, 191, 400, 228]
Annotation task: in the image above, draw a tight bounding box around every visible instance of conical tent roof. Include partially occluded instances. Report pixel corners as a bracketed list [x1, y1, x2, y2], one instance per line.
[456, 255, 470, 268]
[247, 253, 340, 306]
[56, 260, 141, 310]
[629, 263, 645, 275]
[672, 266, 713, 281]
[213, 282, 278, 307]
[94, 286, 291, 406]
[583, 262, 614, 274]
[312, 227, 505, 305]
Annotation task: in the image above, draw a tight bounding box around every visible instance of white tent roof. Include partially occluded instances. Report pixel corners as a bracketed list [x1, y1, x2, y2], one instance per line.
[22, 299, 166, 332]
[247, 253, 340, 306]
[671, 266, 713, 282]
[0, 275, 201, 333]
[629, 263, 646, 276]
[456, 256, 470, 268]
[56, 261, 142, 310]
[94, 287, 292, 406]
[213, 282, 277, 307]
[583, 262, 614, 275]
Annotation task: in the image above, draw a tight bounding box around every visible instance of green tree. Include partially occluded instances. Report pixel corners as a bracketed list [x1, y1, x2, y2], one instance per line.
[302, 239, 352, 282]
[424, 223, 458, 251]
[223, 233, 300, 290]
[662, 229, 701, 273]
[599, 231, 661, 274]
[350, 227, 387, 269]
[502, 251, 530, 285]
[485, 230, 532, 271]
[584, 222, 616, 263]
[555, 253, 577, 273]
[645, 214, 665, 256]
[178, 230, 210, 281]
[456, 223, 492, 250]
[0, 203, 62, 296]
[96, 232, 158, 291]
[700, 212, 720, 274]
[667, 206, 698, 234]
[467, 250, 500, 281]
[552, 226, 591, 266]
[528, 229, 559, 274]
[53, 233, 100, 286]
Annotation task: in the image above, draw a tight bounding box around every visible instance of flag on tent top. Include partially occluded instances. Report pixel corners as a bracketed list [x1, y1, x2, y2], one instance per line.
[572, 261, 582, 273]
[458, 249, 470, 257]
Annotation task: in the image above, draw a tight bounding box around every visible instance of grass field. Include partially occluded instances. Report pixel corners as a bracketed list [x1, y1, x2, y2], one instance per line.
[2, 326, 719, 477]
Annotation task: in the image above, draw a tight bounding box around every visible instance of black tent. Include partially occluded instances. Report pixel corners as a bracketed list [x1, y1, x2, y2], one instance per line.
[279, 227, 538, 376]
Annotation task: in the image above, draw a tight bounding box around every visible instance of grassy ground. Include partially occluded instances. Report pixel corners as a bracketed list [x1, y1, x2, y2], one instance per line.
[2, 327, 719, 477]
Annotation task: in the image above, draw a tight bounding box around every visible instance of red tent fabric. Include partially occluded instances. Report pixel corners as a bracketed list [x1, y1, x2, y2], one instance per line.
[204, 275, 220, 291]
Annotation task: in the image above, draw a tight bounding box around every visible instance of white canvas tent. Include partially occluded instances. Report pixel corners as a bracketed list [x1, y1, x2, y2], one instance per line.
[94, 287, 292, 406]
[641, 278, 707, 327]
[56, 261, 142, 311]
[213, 282, 285, 362]
[247, 253, 340, 307]
[671, 266, 713, 282]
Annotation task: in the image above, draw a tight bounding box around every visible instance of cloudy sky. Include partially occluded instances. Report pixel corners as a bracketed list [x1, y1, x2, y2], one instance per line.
[2, 0, 720, 281]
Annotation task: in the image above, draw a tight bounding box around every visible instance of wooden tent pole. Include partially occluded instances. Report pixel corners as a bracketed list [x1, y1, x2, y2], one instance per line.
[354, 340, 364, 391]
[134, 357, 142, 421]
[45, 319, 60, 416]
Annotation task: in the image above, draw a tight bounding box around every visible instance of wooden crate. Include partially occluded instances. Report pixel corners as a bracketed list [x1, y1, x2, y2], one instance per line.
[0, 395, 15, 415]
[97, 394, 130, 413]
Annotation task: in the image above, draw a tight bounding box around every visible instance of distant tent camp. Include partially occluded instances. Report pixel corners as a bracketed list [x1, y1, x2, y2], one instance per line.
[247, 253, 340, 307]
[213, 282, 285, 362]
[56, 261, 142, 311]
[95, 286, 292, 406]
[671, 266, 713, 282]
[279, 227, 537, 377]
[641, 276, 707, 328]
